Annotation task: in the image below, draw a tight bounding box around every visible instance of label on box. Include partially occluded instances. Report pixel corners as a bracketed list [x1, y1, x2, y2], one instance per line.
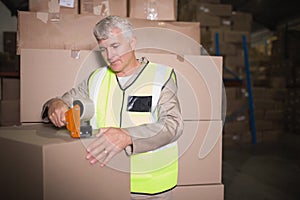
[60, 0, 75, 8]
[93, 1, 110, 16]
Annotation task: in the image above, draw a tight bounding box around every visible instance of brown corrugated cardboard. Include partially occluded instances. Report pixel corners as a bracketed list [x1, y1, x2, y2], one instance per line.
[0, 100, 20, 126]
[198, 3, 232, 16]
[173, 184, 224, 200]
[223, 30, 251, 43]
[0, 124, 130, 200]
[130, 18, 200, 44]
[17, 12, 200, 54]
[231, 11, 253, 32]
[0, 120, 222, 199]
[20, 49, 222, 122]
[129, 0, 177, 21]
[196, 13, 221, 27]
[17, 11, 103, 53]
[29, 0, 79, 14]
[80, 0, 127, 17]
[1, 78, 20, 100]
[224, 55, 245, 68]
[20, 49, 103, 122]
[177, 121, 222, 185]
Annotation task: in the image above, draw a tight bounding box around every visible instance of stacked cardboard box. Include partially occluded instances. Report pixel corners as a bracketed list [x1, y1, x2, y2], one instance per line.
[12, 1, 223, 199]
[223, 87, 251, 145]
[178, 0, 252, 79]
[129, 0, 177, 21]
[0, 78, 20, 126]
[29, 0, 79, 14]
[0, 32, 20, 73]
[178, 1, 253, 145]
[272, 30, 300, 134]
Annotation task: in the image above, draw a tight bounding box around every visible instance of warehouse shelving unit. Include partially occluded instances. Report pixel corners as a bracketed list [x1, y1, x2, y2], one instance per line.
[216, 32, 257, 144]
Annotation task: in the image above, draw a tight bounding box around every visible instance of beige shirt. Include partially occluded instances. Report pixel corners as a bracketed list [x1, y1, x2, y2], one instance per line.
[43, 58, 183, 155]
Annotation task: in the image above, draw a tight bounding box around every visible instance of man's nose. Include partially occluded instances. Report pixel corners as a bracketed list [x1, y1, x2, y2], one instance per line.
[106, 47, 117, 60]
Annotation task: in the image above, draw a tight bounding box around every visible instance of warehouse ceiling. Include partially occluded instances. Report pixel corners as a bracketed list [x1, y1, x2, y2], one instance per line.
[1, 0, 300, 32]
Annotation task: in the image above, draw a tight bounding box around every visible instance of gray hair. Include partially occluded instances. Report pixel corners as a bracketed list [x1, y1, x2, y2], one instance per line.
[93, 15, 134, 42]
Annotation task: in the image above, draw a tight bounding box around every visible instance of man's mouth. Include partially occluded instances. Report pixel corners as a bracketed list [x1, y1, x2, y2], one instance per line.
[110, 59, 120, 65]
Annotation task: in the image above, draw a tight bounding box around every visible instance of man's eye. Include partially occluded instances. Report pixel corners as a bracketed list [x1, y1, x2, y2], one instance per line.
[99, 47, 106, 52]
[112, 44, 120, 49]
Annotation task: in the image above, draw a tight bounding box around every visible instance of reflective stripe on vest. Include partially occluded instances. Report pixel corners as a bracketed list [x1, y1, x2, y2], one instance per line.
[88, 63, 178, 194]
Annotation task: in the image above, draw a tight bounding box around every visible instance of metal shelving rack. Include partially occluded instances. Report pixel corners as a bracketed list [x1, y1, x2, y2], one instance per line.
[216, 32, 257, 144]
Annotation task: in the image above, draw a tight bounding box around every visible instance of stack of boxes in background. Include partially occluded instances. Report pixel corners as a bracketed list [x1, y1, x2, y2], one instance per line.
[179, 0, 295, 145]
[0, 30, 20, 126]
[0, 78, 20, 126]
[4, 0, 224, 199]
[179, 0, 253, 145]
[268, 30, 300, 135]
[1, 32, 20, 74]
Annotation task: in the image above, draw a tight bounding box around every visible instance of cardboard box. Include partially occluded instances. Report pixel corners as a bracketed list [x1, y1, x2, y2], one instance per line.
[17, 12, 200, 53]
[0, 120, 222, 199]
[20, 49, 103, 122]
[20, 50, 222, 122]
[1, 78, 20, 100]
[231, 11, 253, 32]
[129, 0, 177, 21]
[0, 100, 20, 126]
[3, 32, 17, 55]
[0, 124, 130, 200]
[130, 18, 201, 44]
[196, 13, 221, 27]
[224, 55, 245, 68]
[173, 184, 224, 200]
[223, 30, 251, 44]
[198, 3, 232, 17]
[80, 0, 127, 17]
[29, 0, 79, 14]
[177, 121, 222, 185]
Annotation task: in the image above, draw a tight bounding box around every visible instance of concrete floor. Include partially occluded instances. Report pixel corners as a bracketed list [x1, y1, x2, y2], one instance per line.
[222, 132, 300, 200]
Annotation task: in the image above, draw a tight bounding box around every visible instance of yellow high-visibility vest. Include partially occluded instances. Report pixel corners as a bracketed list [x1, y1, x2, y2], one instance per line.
[88, 62, 178, 194]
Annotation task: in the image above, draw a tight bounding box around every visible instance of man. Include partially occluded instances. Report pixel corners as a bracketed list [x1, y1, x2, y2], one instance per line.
[43, 15, 183, 200]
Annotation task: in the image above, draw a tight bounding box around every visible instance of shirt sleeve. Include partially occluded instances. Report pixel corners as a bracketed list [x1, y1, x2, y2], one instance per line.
[124, 71, 184, 155]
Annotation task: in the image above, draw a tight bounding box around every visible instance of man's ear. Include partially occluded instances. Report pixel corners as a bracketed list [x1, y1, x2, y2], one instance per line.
[130, 36, 137, 50]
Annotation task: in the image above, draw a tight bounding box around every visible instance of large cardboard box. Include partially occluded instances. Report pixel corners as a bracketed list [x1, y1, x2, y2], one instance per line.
[17, 12, 201, 54]
[129, 0, 177, 21]
[29, 0, 79, 14]
[177, 121, 222, 185]
[0, 124, 130, 200]
[231, 11, 253, 32]
[0, 100, 20, 126]
[223, 30, 251, 44]
[173, 184, 224, 200]
[80, 0, 127, 17]
[0, 120, 222, 199]
[196, 13, 221, 27]
[1, 78, 20, 100]
[20, 50, 222, 122]
[198, 3, 232, 17]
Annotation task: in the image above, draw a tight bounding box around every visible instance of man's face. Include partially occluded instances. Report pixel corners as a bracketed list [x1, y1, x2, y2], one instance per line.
[98, 28, 135, 76]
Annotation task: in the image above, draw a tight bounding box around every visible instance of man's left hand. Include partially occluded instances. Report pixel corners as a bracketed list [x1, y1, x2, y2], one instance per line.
[86, 128, 132, 167]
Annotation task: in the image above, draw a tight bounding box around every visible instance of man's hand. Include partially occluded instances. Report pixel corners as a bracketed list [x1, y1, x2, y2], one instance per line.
[86, 128, 132, 167]
[48, 99, 68, 127]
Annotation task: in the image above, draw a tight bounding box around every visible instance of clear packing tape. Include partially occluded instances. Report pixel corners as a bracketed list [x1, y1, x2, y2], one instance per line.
[73, 98, 95, 122]
[147, 0, 158, 20]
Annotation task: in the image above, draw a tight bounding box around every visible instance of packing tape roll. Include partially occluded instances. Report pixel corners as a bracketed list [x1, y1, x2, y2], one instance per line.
[73, 98, 95, 121]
